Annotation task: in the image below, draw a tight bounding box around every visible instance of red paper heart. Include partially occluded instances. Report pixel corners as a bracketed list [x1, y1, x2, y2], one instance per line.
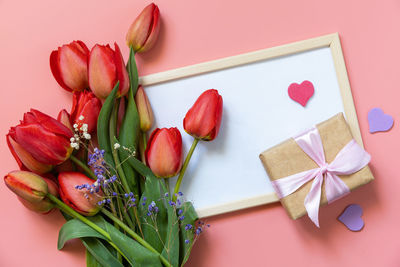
[288, 80, 314, 107]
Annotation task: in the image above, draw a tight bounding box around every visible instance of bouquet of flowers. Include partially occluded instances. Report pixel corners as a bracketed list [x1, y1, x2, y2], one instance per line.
[4, 3, 223, 266]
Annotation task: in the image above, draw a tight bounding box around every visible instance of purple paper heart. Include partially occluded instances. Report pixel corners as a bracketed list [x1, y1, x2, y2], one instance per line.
[337, 204, 364, 231]
[368, 107, 394, 133]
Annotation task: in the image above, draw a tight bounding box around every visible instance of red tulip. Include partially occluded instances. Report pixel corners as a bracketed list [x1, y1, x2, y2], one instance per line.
[4, 171, 48, 204]
[58, 172, 102, 216]
[183, 89, 223, 141]
[126, 3, 160, 53]
[50, 40, 89, 92]
[135, 85, 154, 132]
[88, 43, 129, 100]
[8, 109, 73, 166]
[146, 128, 183, 178]
[57, 109, 73, 131]
[18, 177, 59, 214]
[70, 91, 102, 133]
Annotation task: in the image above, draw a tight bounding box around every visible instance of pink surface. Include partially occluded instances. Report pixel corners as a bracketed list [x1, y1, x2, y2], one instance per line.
[0, 0, 399, 266]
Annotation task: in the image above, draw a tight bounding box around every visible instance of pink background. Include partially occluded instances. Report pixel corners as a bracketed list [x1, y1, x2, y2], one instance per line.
[0, 0, 399, 266]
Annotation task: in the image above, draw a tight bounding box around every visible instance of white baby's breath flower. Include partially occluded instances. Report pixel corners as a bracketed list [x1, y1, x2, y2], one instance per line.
[80, 123, 88, 133]
[114, 143, 121, 150]
[83, 133, 91, 140]
[70, 143, 79, 150]
[78, 115, 85, 121]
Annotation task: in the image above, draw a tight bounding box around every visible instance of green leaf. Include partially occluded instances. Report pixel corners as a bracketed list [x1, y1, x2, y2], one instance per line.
[84, 239, 123, 267]
[178, 202, 198, 266]
[126, 156, 168, 252]
[139, 173, 168, 253]
[97, 82, 119, 166]
[126, 155, 157, 180]
[86, 248, 101, 267]
[57, 219, 106, 250]
[58, 215, 123, 267]
[104, 221, 162, 267]
[119, 88, 140, 197]
[127, 155, 181, 266]
[161, 198, 180, 267]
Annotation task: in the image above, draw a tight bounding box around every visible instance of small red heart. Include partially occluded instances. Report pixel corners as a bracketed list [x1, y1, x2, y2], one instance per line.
[288, 80, 315, 107]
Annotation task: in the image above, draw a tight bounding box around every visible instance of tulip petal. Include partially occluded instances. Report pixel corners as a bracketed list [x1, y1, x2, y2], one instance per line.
[7, 134, 53, 174]
[74, 40, 90, 55]
[57, 109, 73, 131]
[50, 50, 72, 91]
[138, 5, 160, 53]
[14, 124, 72, 165]
[88, 44, 117, 99]
[28, 109, 73, 138]
[113, 43, 130, 97]
[71, 91, 102, 133]
[16, 177, 58, 214]
[59, 172, 102, 216]
[58, 43, 89, 91]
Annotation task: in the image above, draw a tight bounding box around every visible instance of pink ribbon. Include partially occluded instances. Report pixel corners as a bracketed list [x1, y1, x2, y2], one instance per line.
[271, 127, 370, 227]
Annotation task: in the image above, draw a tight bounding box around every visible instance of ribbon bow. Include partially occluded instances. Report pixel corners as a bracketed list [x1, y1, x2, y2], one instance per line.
[271, 127, 370, 227]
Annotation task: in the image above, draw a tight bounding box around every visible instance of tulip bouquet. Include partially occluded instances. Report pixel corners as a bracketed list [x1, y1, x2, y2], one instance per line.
[4, 3, 223, 267]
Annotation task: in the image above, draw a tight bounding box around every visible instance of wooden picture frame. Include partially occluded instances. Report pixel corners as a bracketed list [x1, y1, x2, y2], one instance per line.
[139, 33, 363, 218]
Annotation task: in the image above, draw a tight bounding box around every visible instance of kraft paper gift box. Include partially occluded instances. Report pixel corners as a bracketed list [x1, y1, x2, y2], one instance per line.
[259, 113, 374, 221]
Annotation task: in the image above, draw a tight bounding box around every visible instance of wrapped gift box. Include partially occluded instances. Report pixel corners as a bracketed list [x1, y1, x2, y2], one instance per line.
[259, 113, 374, 221]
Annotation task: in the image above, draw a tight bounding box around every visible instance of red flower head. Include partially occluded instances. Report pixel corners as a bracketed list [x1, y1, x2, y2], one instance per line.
[145, 128, 183, 178]
[50, 40, 89, 92]
[135, 85, 154, 132]
[126, 3, 161, 53]
[88, 43, 130, 100]
[184, 89, 223, 141]
[7, 109, 73, 170]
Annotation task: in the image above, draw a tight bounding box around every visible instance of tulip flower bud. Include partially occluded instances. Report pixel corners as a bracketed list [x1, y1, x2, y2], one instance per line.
[50, 40, 89, 92]
[57, 109, 73, 131]
[135, 85, 154, 132]
[8, 109, 73, 166]
[145, 128, 183, 178]
[18, 177, 59, 214]
[184, 89, 223, 141]
[4, 171, 48, 204]
[71, 91, 102, 133]
[88, 43, 130, 100]
[58, 172, 102, 216]
[126, 3, 160, 53]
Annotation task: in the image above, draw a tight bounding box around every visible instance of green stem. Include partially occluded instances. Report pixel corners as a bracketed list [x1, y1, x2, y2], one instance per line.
[139, 131, 147, 163]
[164, 178, 170, 193]
[173, 138, 199, 201]
[47, 194, 132, 265]
[101, 208, 172, 267]
[110, 100, 132, 195]
[109, 100, 136, 229]
[142, 131, 147, 151]
[70, 155, 96, 180]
